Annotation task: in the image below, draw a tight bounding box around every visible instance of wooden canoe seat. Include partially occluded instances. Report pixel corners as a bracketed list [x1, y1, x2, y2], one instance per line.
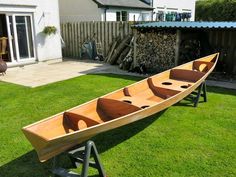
[97, 98, 141, 121]
[123, 78, 181, 104]
[123, 80, 164, 104]
[120, 78, 181, 106]
[63, 112, 101, 131]
[120, 96, 159, 108]
[124, 80, 150, 97]
[170, 69, 205, 83]
[193, 61, 214, 72]
[147, 78, 181, 99]
[148, 76, 195, 92]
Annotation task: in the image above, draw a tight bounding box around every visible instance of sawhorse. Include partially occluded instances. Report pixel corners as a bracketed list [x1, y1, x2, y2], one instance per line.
[189, 81, 207, 107]
[52, 140, 106, 177]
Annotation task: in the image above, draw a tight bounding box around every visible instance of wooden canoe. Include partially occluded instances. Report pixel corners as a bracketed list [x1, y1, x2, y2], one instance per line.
[22, 53, 219, 162]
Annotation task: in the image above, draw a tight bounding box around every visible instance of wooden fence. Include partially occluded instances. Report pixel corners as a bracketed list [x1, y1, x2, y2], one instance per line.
[61, 22, 133, 58]
[208, 30, 236, 73]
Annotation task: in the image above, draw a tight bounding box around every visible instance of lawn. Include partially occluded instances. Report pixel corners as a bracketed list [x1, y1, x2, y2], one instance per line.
[0, 74, 235, 177]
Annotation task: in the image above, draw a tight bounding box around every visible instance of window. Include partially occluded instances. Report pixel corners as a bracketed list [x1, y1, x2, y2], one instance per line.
[116, 11, 128, 21]
[121, 11, 128, 21]
[156, 11, 165, 21]
[116, 12, 121, 21]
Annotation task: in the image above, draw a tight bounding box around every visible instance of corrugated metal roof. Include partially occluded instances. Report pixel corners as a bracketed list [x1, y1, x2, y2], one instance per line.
[93, 0, 153, 10]
[133, 21, 236, 29]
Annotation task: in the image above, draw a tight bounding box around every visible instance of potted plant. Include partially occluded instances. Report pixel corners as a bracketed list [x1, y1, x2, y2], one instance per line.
[0, 37, 8, 75]
[42, 26, 57, 36]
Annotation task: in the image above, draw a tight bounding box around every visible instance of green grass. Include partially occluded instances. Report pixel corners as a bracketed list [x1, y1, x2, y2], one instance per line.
[0, 74, 235, 177]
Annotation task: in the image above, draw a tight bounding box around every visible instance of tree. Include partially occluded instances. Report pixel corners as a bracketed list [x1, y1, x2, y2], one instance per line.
[196, 0, 236, 21]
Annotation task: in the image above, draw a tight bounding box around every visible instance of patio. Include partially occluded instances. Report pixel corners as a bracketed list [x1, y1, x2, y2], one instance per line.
[0, 59, 142, 87]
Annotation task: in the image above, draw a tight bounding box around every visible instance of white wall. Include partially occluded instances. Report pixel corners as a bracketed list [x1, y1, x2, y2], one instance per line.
[59, 0, 103, 22]
[0, 0, 62, 62]
[153, 0, 196, 21]
[106, 9, 152, 21]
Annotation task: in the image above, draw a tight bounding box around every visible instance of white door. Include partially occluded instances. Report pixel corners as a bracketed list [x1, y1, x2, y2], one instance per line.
[6, 14, 35, 62]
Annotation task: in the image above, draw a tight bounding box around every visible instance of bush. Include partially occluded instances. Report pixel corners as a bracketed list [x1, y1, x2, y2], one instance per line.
[196, 0, 236, 21]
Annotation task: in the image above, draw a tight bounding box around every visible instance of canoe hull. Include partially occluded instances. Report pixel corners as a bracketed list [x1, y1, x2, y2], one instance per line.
[22, 53, 219, 162]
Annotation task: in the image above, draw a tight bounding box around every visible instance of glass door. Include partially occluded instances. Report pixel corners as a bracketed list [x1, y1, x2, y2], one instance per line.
[15, 15, 34, 60]
[6, 14, 35, 62]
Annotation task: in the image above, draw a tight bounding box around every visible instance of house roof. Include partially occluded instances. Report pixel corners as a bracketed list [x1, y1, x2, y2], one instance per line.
[133, 21, 236, 29]
[93, 0, 153, 10]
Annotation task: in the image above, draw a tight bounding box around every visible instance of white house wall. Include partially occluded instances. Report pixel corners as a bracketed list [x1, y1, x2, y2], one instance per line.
[106, 9, 152, 21]
[105, 10, 116, 21]
[153, 0, 196, 21]
[0, 0, 62, 62]
[129, 11, 152, 21]
[59, 0, 103, 22]
[129, 12, 142, 21]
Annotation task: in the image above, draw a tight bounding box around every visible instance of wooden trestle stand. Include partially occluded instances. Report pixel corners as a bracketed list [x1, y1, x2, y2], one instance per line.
[52, 140, 106, 177]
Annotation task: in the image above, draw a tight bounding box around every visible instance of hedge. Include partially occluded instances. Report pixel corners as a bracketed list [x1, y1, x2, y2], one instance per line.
[196, 0, 236, 21]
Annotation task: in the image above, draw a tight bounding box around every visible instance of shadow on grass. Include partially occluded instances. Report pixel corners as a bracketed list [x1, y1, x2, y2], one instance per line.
[93, 111, 165, 153]
[174, 96, 206, 107]
[88, 73, 144, 81]
[0, 111, 165, 177]
[173, 85, 236, 108]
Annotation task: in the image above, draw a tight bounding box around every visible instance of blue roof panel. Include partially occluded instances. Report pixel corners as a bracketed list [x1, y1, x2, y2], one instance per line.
[133, 21, 236, 29]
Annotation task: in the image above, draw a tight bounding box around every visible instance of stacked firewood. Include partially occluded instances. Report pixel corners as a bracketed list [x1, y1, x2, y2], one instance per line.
[135, 30, 176, 73]
[105, 30, 177, 74]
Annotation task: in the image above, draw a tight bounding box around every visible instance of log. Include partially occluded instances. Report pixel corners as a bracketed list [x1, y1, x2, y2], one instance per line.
[120, 48, 133, 70]
[116, 46, 131, 65]
[109, 35, 132, 65]
[106, 36, 121, 62]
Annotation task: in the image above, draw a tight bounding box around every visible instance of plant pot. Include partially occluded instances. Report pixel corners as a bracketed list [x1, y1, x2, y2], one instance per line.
[0, 58, 7, 74]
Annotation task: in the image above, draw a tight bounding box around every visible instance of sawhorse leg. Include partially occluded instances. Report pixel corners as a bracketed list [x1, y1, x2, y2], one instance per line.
[80, 141, 105, 177]
[194, 81, 207, 107]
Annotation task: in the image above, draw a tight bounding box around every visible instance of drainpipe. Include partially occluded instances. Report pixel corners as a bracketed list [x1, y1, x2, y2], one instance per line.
[104, 8, 107, 22]
[151, 0, 154, 21]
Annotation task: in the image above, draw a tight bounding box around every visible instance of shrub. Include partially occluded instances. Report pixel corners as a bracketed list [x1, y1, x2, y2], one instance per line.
[196, 0, 236, 21]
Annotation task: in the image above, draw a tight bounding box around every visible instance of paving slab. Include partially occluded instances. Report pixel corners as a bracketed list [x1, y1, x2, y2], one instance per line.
[206, 80, 236, 90]
[0, 60, 143, 87]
